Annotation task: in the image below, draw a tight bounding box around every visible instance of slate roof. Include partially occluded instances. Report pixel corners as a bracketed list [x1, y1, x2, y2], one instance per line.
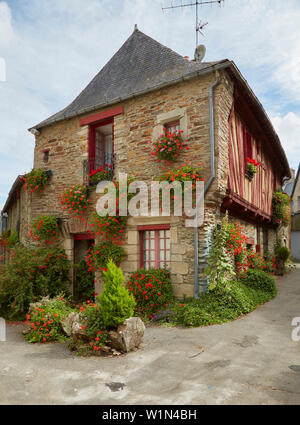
[31, 28, 224, 130]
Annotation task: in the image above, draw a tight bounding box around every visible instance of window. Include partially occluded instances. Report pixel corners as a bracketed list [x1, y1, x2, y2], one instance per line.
[43, 149, 50, 163]
[139, 225, 170, 270]
[165, 121, 180, 133]
[88, 120, 114, 177]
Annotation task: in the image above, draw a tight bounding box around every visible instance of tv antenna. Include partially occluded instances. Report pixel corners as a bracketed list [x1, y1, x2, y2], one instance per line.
[162, 0, 225, 47]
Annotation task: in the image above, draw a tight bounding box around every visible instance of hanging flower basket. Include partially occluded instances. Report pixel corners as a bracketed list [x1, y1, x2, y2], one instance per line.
[59, 184, 90, 219]
[30, 215, 61, 244]
[89, 166, 113, 186]
[246, 158, 260, 180]
[149, 129, 189, 163]
[22, 168, 51, 194]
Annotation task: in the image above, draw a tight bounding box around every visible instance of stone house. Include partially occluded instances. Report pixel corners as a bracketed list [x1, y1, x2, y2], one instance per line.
[1, 28, 291, 296]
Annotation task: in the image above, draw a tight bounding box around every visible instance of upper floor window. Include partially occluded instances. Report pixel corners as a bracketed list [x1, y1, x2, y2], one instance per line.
[139, 225, 170, 270]
[165, 121, 180, 133]
[88, 120, 114, 177]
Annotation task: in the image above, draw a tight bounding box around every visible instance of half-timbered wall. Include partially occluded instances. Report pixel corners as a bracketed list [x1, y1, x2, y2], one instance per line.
[228, 107, 281, 218]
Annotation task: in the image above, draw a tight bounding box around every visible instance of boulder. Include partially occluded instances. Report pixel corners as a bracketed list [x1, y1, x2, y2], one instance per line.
[61, 312, 87, 340]
[108, 317, 145, 353]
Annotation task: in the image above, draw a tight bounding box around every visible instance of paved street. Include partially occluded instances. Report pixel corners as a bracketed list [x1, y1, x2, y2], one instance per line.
[1, 268, 300, 405]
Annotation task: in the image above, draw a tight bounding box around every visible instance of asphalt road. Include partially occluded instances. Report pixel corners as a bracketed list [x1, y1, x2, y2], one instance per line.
[1, 268, 300, 405]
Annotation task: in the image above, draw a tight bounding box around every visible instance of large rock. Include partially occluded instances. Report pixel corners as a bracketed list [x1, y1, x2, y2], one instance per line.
[108, 317, 145, 353]
[61, 312, 87, 340]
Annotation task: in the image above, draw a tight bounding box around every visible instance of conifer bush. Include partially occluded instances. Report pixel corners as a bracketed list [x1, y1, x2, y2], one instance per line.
[98, 259, 136, 328]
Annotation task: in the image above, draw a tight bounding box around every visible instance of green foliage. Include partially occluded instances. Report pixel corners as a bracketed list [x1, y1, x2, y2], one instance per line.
[31, 215, 60, 243]
[241, 269, 277, 296]
[206, 212, 236, 290]
[275, 246, 290, 263]
[0, 245, 71, 320]
[155, 278, 276, 328]
[86, 242, 126, 272]
[25, 295, 75, 343]
[126, 268, 174, 317]
[272, 190, 291, 226]
[74, 260, 95, 302]
[98, 259, 136, 328]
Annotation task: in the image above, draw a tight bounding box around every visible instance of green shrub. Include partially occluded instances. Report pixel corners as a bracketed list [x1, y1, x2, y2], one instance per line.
[0, 245, 71, 320]
[74, 260, 95, 302]
[25, 295, 74, 343]
[241, 269, 277, 295]
[98, 259, 135, 328]
[86, 242, 126, 272]
[154, 277, 277, 328]
[275, 246, 290, 263]
[126, 268, 173, 318]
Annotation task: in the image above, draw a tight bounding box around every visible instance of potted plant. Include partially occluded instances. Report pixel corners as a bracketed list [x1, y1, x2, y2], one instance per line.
[246, 158, 260, 180]
[149, 129, 189, 163]
[275, 246, 290, 276]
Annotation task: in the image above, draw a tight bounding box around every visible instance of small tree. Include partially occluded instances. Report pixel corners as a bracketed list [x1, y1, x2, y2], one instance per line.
[98, 259, 136, 328]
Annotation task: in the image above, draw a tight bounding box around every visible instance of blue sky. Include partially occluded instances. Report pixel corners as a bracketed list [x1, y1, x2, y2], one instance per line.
[0, 0, 300, 209]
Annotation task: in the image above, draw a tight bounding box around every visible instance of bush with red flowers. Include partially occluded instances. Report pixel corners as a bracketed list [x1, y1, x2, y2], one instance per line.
[25, 295, 74, 343]
[246, 158, 260, 179]
[86, 242, 126, 273]
[0, 245, 71, 320]
[30, 215, 60, 244]
[76, 301, 109, 354]
[149, 129, 189, 163]
[126, 268, 173, 318]
[59, 184, 90, 219]
[90, 213, 126, 242]
[0, 229, 19, 249]
[22, 168, 50, 194]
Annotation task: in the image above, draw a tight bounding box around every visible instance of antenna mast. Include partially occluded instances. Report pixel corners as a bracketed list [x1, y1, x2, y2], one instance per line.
[162, 0, 224, 46]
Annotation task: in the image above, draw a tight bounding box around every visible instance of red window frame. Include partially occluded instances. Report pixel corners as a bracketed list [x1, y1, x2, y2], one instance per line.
[165, 121, 180, 133]
[88, 118, 114, 165]
[139, 224, 170, 269]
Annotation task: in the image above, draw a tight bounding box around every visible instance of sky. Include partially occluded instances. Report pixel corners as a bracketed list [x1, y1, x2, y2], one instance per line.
[0, 0, 300, 209]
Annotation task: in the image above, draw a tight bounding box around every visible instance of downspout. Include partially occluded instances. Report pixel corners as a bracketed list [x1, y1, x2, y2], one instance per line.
[194, 72, 220, 298]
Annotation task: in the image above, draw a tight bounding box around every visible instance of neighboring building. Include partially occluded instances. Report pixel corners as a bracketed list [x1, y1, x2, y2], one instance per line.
[288, 164, 300, 260]
[1, 28, 291, 296]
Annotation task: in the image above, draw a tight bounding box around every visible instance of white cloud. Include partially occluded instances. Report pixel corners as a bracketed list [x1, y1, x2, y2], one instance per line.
[271, 112, 300, 170]
[0, 2, 14, 46]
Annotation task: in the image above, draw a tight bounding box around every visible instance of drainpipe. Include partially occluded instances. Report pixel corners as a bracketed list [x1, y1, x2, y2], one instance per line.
[194, 72, 220, 298]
